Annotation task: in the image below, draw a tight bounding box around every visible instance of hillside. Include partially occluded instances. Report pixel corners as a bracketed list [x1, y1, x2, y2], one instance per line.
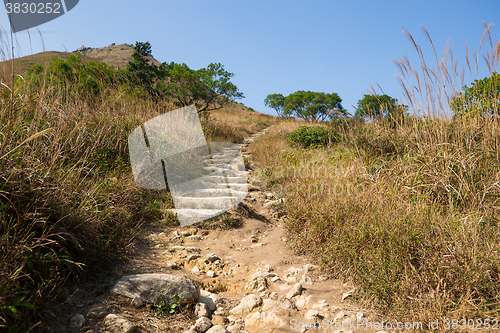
[0, 42, 161, 82]
[75, 43, 161, 69]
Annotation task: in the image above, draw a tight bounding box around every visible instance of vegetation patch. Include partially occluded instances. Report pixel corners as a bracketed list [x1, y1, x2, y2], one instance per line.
[287, 126, 340, 148]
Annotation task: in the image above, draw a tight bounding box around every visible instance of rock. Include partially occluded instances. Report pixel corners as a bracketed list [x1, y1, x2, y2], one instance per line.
[270, 276, 281, 283]
[167, 261, 178, 269]
[301, 274, 313, 285]
[305, 310, 320, 320]
[111, 274, 200, 305]
[131, 296, 143, 308]
[187, 254, 201, 262]
[251, 271, 277, 280]
[195, 302, 211, 318]
[334, 310, 348, 322]
[206, 325, 229, 333]
[214, 307, 225, 316]
[248, 235, 258, 243]
[207, 253, 221, 262]
[286, 283, 303, 299]
[198, 290, 220, 311]
[264, 264, 274, 272]
[263, 198, 284, 207]
[261, 298, 296, 313]
[207, 270, 216, 278]
[211, 315, 229, 326]
[195, 317, 212, 332]
[172, 230, 181, 238]
[246, 277, 268, 291]
[341, 288, 355, 301]
[229, 294, 262, 316]
[192, 266, 201, 274]
[303, 264, 317, 272]
[187, 235, 202, 241]
[69, 313, 85, 331]
[103, 314, 136, 333]
[227, 323, 243, 333]
[185, 246, 202, 253]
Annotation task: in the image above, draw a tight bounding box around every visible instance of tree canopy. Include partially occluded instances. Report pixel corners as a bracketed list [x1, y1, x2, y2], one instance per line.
[451, 72, 500, 118]
[125, 41, 243, 112]
[264, 93, 285, 117]
[264, 90, 346, 122]
[355, 94, 407, 118]
[165, 62, 243, 113]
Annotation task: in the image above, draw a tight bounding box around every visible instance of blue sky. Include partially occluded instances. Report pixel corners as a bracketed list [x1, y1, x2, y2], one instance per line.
[0, 0, 499, 116]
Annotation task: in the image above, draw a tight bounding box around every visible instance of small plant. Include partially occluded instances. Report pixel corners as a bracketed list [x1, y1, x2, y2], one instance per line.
[287, 126, 340, 148]
[151, 294, 180, 316]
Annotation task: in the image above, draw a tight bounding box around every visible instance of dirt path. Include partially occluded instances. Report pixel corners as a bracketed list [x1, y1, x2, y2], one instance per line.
[69, 127, 387, 333]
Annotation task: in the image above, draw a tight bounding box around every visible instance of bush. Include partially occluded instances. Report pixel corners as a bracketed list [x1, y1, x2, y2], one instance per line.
[287, 126, 339, 148]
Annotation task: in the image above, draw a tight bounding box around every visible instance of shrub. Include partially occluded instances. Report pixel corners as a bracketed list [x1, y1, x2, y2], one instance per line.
[287, 126, 339, 148]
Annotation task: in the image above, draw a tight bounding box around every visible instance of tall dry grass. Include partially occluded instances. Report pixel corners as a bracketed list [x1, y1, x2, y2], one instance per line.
[249, 24, 500, 329]
[0, 39, 275, 331]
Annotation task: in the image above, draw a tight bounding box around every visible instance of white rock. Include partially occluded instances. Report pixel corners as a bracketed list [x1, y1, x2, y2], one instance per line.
[206, 325, 230, 333]
[198, 290, 219, 311]
[229, 294, 262, 316]
[207, 270, 216, 278]
[195, 302, 211, 318]
[286, 283, 303, 299]
[303, 264, 317, 272]
[207, 253, 221, 262]
[195, 317, 212, 332]
[301, 274, 313, 285]
[227, 323, 243, 333]
[187, 235, 202, 241]
[167, 261, 178, 269]
[305, 310, 319, 320]
[334, 310, 348, 322]
[192, 266, 200, 274]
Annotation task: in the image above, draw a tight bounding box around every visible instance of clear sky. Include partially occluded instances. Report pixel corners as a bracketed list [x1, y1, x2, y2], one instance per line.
[0, 0, 499, 116]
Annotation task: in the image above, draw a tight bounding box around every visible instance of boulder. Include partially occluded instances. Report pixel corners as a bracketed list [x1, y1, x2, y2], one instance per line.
[229, 294, 262, 317]
[111, 274, 200, 304]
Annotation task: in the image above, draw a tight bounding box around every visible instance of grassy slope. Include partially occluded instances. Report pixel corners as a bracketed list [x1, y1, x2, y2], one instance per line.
[0, 45, 278, 332]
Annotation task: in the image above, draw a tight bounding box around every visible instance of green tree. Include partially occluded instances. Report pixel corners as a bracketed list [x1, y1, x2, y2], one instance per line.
[165, 62, 244, 113]
[264, 93, 285, 117]
[125, 41, 167, 98]
[355, 94, 407, 118]
[282, 90, 346, 122]
[451, 72, 500, 118]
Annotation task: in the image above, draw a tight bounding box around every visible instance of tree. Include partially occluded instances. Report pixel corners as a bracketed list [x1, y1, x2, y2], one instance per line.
[355, 94, 407, 118]
[264, 93, 285, 117]
[451, 72, 500, 118]
[282, 90, 346, 122]
[125, 41, 167, 98]
[165, 62, 244, 113]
